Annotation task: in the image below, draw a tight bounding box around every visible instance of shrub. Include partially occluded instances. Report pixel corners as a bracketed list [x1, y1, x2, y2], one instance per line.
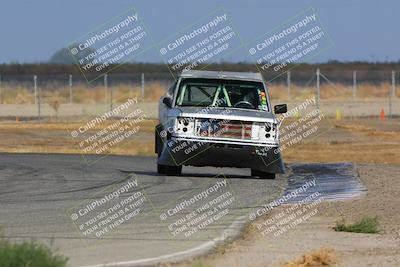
[334, 216, 379, 234]
[0, 237, 68, 267]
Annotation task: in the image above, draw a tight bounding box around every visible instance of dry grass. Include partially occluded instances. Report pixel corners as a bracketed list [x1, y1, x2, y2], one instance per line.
[0, 138, 154, 156]
[0, 120, 156, 132]
[279, 248, 337, 267]
[280, 117, 400, 164]
[282, 140, 400, 164]
[0, 82, 166, 104]
[268, 82, 399, 100]
[0, 82, 398, 104]
[0, 118, 399, 163]
[0, 85, 34, 104]
[334, 124, 400, 141]
[0, 120, 156, 156]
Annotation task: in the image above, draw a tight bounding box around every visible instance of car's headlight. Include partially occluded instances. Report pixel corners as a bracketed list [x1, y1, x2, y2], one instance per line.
[174, 117, 195, 135]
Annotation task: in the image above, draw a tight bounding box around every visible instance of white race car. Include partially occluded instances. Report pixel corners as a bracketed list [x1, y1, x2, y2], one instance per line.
[155, 70, 287, 179]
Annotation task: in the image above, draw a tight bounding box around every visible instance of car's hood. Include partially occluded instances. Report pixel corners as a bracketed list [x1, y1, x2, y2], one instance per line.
[167, 106, 276, 123]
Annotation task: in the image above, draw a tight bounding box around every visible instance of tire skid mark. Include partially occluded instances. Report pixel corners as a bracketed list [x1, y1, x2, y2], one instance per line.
[284, 162, 366, 203]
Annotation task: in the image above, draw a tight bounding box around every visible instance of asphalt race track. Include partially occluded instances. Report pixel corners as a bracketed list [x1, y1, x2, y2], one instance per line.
[0, 153, 365, 266]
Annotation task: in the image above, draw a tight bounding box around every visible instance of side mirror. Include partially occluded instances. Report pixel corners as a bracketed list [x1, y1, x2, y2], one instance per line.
[162, 97, 172, 108]
[274, 104, 287, 114]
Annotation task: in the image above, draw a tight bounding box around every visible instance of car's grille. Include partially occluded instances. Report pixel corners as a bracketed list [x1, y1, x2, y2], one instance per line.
[195, 119, 253, 140]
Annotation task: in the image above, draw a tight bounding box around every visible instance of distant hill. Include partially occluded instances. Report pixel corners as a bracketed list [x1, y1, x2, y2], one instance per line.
[48, 44, 96, 65]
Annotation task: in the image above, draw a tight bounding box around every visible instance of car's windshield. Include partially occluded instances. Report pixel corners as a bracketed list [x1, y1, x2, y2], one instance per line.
[175, 78, 269, 111]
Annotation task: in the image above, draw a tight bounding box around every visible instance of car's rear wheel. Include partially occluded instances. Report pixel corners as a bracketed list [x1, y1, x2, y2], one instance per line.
[157, 164, 182, 175]
[251, 169, 276, 179]
[165, 165, 182, 176]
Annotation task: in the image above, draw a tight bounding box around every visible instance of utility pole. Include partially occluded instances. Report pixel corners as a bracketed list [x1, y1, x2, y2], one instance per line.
[105, 74, 113, 111]
[34, 75, 37, 105]
[104, 74, 108, 103]
[316, 68, 320, 109]
[352, 70, 357, 100]
[110, 83, 113, 112]
[390, 71, 395, 118]
[0, 74, 2, 104]
[287, 71, 291, 99]
[35, 75, 41, 120]
[38, 87, 41, 120]
[141, 73, 145, 100]
[69, 74, 73, 103]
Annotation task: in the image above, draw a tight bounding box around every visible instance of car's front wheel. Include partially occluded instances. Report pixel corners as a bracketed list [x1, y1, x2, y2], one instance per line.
[157, 164, 166, 174]
[251, 169, 276, 179]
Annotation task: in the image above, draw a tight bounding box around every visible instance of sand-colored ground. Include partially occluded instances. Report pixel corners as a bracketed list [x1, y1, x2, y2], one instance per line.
[167, 163, 400, 267]
[0, 117, 399, 267]
[0, 117, 399, 164]
[163, 117, 400, 267]
[0, 120, 156, 155]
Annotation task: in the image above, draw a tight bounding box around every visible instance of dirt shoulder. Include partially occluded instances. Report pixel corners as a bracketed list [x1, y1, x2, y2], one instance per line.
[167, 117, 400, 267]
[0, 118, 399, 164]
[170, 163, 400, 267]
[0, 120, 156, 155]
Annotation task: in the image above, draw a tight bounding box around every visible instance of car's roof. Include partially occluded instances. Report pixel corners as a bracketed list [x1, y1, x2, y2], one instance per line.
[179, 70, 264, 82]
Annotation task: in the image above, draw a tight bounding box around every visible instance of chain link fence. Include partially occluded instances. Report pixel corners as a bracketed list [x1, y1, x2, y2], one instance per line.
[0, 69, 398, 119]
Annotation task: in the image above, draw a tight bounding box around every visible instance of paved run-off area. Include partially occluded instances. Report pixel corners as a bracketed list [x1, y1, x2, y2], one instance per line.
[0, 153, 285, 266]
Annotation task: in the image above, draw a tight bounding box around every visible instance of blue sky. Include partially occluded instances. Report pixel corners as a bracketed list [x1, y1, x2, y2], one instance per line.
[0, 0, 398, 63]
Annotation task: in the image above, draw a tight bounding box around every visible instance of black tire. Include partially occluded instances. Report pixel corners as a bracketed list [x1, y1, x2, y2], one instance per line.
[157, 164, 166, 174]
[165, 165, 182, 176]
[155, 124, 182, 176]
[156, 125, 166, 175]
[155, 125, 164, 155]
[251, 169, 276, 179]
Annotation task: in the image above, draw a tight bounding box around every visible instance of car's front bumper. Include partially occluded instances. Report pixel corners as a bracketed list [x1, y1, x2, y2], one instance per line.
[158, 137, 285, 173]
